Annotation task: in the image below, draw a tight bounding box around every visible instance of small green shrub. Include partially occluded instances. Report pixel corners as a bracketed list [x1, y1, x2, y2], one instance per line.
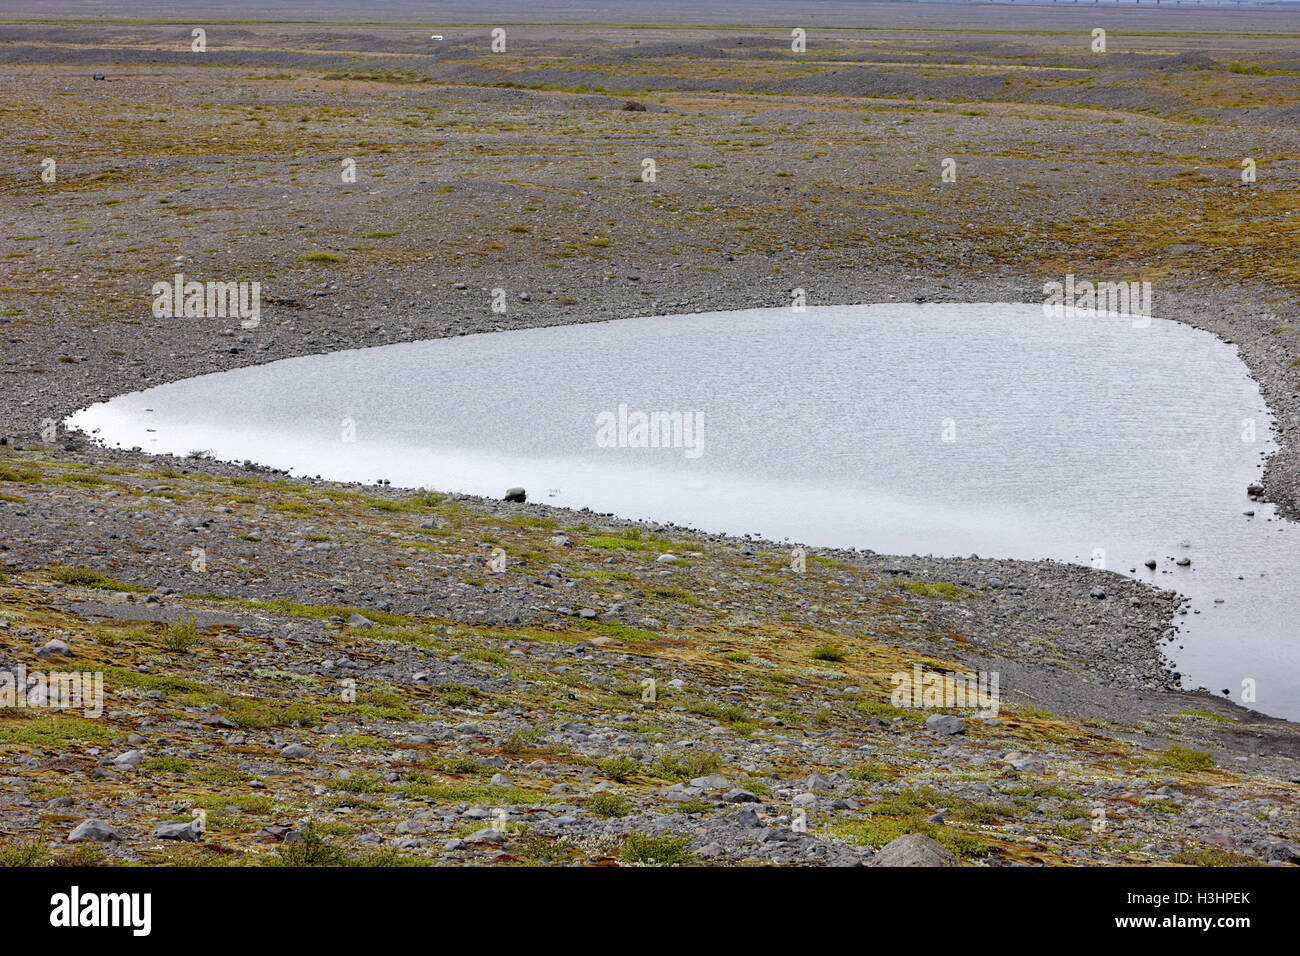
[597, 757, 639, 783]
[588, 794, 633, 818]
[164, 615, 200, 652]
[622, 833, 693, 865]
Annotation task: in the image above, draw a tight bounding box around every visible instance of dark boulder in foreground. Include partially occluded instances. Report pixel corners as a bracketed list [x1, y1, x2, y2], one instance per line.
[504, 487, 526, 503]
[870, 832, 960, 867]
[155, 821, 202, 841]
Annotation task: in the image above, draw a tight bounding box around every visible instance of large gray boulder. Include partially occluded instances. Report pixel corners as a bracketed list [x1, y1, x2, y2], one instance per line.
[869, 832, 961, 867]
[925, 714, 965, 736]
[68, 819, 124, 843]
[154, 820, 202, 841]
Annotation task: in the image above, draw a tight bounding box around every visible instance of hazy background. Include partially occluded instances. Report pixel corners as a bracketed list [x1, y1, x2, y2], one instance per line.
[3, 0, 1299, 27]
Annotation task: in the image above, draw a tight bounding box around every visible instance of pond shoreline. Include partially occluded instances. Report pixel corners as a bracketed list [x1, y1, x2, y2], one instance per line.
[4, 275, 1297, 731]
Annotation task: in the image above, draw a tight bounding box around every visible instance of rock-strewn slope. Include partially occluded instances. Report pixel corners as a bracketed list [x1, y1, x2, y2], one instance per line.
[0, 450, 1296, 867]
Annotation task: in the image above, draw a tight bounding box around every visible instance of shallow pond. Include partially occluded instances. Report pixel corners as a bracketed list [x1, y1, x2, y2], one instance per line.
[68, 303, 1300, 719]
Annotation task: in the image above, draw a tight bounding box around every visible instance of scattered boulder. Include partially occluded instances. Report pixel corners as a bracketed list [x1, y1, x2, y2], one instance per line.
[112, 750, 144, 769]
[154, 820, 202, 841]
[734, 807, 762, 828]
[925, 714, 965, 736]
[690, 774, 730, 791]
[869, 832, 961, 867]
[1002, 751, 1046, 773]
[804, 772, 834, 793]
[1256, 840, 1300, 864]
[69, 819, 123, 843]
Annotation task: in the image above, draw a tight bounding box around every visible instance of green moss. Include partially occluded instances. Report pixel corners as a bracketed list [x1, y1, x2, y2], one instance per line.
[832, 814, 992, 860]
[847, 761, 895, 783]
[57, 472, 104, 485]
[51, 566, 144, 592]
[584, 535, 646, 551]
[852, 698, 925, 723]
[272, 824, 428, 867]
[213, 597, 408, 628]
[1154, 744, 1215, 772]
[905, 580, 977, 601]
[139, 756, 194, 773]
[1170, 847, 1262, 867]
[1146, 799, 1185, 815]
[648, 586, 700, 606]
[192, 766, 254, 786]
[690, 702, 749, 724]
[402, 782, 532, 804]
[330, 774, 393, 794]
[1003, 784, 1076, 800]
[864, 786, 966, 817]
[577, 619, 660, 643]
[0, 715, 120, 746]
[650, 751, 721, 781]
[438, 682, 482, 706]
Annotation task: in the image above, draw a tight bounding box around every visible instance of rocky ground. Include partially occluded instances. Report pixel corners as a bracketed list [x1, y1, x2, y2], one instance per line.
[0, 11, 1298, 866]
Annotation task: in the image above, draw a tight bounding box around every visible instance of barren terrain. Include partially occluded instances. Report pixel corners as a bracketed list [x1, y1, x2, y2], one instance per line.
[0, 8, 1297, 866]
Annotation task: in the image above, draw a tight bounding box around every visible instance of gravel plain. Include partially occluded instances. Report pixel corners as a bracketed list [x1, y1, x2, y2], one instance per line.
[0, 10, 1297, 866]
